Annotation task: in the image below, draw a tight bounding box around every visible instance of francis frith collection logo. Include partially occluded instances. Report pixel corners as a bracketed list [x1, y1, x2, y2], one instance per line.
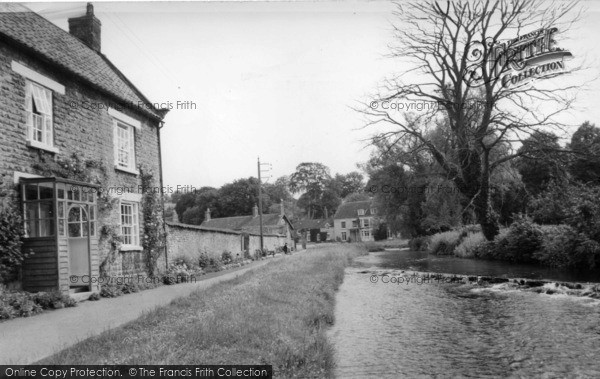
[464, 27, 573, 88]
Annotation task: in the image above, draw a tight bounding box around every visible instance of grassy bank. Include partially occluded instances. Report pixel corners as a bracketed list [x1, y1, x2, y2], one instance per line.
[38, 244, 365, 377]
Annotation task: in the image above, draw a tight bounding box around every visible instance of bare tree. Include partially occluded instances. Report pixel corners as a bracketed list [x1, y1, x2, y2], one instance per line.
[363, 0, 583, 240]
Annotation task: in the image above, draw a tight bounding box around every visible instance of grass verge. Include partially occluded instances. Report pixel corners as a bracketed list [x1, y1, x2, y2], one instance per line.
[38, 244, 365, 377]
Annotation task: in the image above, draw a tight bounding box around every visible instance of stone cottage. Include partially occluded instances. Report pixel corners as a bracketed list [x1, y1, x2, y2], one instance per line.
[0, 3, 168, 296]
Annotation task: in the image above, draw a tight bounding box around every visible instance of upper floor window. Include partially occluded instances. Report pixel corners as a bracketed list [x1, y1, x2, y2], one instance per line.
[371, 208, 377, 215]
[341, 221, 346, 228]
[25, 81, 54, 150]
[363, 218, 370, 228]
[357, 209, 365, 216]
[13, 61, 64, 154]
[114, 121, 136, 172]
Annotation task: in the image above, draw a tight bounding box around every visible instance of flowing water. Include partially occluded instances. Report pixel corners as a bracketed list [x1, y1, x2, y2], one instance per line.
[329, 249, 600, 378]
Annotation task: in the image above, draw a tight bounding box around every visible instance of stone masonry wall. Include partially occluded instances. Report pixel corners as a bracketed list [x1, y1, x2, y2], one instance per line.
[0, 40, 164, 278]
[166, 222, 285, 265]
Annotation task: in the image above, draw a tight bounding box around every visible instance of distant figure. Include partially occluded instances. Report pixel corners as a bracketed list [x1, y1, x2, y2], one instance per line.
[283, 243, 289, 254]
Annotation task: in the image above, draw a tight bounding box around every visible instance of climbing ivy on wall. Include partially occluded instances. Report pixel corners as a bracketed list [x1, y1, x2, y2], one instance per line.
[139, 166, 167, 276]
[0, 203, 28, 283]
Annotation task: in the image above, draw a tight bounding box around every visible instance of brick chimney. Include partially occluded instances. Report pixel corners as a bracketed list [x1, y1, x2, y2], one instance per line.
[68, 3, 101, 53]
[252, 204, 258, 218]
[204, 208, 211, 222]
[280, 200, 285, 216]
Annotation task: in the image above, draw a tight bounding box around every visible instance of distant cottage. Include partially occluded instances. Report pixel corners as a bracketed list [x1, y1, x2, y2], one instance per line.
[333, 200, 384, 242]
[201, 203, 294, 251]
[293, 218, 333, 242]
[0, 3, 168, 296]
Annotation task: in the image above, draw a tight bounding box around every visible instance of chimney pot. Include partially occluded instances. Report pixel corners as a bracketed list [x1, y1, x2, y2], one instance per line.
[205, 208, 211, 222]
[280, 199, 285, 216]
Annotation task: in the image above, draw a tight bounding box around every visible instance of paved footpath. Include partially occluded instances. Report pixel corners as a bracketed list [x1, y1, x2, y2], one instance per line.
[0, 258, 279, 364]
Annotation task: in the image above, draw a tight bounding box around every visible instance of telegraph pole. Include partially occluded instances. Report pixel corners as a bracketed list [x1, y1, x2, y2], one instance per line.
[257, 157, 264, 253]
[257, 157, 272, 255]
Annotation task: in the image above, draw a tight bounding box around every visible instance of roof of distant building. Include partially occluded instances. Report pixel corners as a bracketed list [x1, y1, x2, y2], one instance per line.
[333, 200, 377, 219]
[201, 213, 294, 232]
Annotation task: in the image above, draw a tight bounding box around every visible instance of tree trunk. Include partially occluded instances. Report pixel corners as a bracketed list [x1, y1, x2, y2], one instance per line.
[473, 180, 499, 241]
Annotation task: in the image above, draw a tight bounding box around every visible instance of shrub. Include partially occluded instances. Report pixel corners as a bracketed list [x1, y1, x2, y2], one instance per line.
[494, 218, 543, 263]
[100, 283, 123, 298]
[121, 281, 140, 294]
[454, 232, 486, 258]
[204, 257, 224, 273]
[221, 251, 233, 264]
[89, 293, 101, 301]
[409, 236, 430, 251]
[428, 230, 462, 255]
[172, 255, 197, 270]
[198, 251, 211, 268]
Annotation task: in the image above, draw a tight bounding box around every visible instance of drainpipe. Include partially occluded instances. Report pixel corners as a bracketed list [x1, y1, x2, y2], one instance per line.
[157, 119, 168, 271]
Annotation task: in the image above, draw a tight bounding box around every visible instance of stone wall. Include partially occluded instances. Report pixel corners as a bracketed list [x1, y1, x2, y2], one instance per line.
[166, 222, 286, 264]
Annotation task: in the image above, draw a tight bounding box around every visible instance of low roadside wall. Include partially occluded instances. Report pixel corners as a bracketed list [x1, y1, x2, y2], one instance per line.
[166, 222, 285, 264]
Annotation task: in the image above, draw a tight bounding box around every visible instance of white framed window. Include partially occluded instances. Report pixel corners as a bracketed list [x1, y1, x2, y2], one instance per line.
[363, 218, 370, 228]
[371, 208, 377, 215]
[362, 230, 370, 237]
[341, 221, 346, 228]
[341, 232, 347, 241]
[357, 209, 365, 216]
[114, 121, 136, 173]
[25, 81, 56, 152]
[120, 201, 140, 247]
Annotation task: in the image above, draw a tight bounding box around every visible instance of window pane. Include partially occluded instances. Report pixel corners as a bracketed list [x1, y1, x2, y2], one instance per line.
[56, 183, 65, 199]
[81, 208, 88, 222]
[90, 222, 95, 237]
[73, 189, 80, 201]
[25, 202, 38, 221]
[68, 207, 80, 222]
[68, 223, 80, 237]
[89, 206, 95, 221]
[27, 220, 38, 238]
[58, 220, 65, 236]
[25, 184, 38, 201]
[39, 183, 53, 199]
[58, 201, 65, 218]
[39, 202, 53, 219]
[82, 222, 88, 237]
[40, 219, 54, 237]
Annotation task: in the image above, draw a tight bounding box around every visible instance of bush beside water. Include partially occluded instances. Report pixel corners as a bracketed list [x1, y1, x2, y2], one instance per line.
[412, 217, 600, 272]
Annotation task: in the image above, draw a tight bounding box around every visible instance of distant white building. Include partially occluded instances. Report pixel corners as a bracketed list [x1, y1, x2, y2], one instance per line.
[333, 200, 382, 242]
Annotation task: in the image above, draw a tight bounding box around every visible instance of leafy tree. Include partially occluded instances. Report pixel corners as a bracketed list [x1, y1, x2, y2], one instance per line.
[516, 131, 567, 195]
[363, 0, 582, 240]
[218, 177, 266, 217]
[332, 172, 365, 199]
[175, 191, 197, 221]
[289, 163, 333, 218]
[569, 121, 600, 185]
[420, 178, 463, 233]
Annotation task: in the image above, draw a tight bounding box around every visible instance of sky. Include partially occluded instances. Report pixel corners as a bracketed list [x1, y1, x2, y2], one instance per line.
[23, 0, 600, 190]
